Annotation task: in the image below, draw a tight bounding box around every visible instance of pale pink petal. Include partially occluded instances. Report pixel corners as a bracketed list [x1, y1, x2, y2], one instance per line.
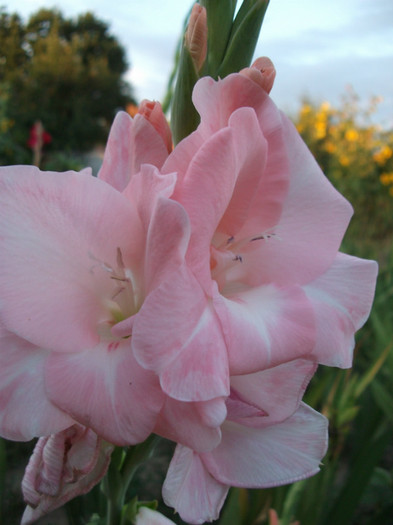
[98, 111, 169, 191]
[216, 284, 315, 375]
[21, 426, 113, 525]
[0, 166, 143, 353]
[305, 253, 378, 367]
[136, 507, 177, 525]
[162, 445, 228, 525]
[0, 328, 73, 441]
[230, 359, 317, 425]
[217, 107, 269, 234]
[45, 340, 164, 445]
[122, 164, 177, 231]
[171, 127, 238, 288]
[155, 397, 222, 453]
[132, 265, 229, 401]
[202, 403, 328, 488]
[243, 115, 353, 286]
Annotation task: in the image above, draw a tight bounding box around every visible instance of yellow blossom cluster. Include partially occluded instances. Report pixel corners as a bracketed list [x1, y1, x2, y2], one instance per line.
[293, 91, 393, 253]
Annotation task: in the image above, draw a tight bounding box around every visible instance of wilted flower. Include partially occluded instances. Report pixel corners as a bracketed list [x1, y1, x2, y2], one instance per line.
[21, 424, 113, 525]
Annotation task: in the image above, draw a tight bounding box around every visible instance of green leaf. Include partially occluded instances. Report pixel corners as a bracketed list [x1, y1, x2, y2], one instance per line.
[171, 44, 200, 145]
[218, 0, 269, 77]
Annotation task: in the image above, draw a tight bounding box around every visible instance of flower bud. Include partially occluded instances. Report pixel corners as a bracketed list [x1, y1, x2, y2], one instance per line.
[240, 56, 276, 94]
[185, 3, 208, 73]
[21, 424, 114, 525]
[138, 99, 173, 153]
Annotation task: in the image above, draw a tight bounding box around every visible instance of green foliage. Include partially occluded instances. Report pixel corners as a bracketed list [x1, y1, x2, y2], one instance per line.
[0, 7, 134, 164]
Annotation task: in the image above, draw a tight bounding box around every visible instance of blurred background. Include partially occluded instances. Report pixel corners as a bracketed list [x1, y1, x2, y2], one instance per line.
[0, 1, 393, 524]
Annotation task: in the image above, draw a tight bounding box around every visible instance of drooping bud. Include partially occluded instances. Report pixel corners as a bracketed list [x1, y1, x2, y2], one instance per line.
[240, 56, 276, 93]
[138, 100, 173, 153]
[185, 4, 207, 73]
[21, 424, 114, 525]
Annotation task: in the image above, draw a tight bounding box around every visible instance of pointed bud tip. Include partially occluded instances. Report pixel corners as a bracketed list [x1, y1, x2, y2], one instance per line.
[185, 3, 208, 73]
[240, 57, 276, 94]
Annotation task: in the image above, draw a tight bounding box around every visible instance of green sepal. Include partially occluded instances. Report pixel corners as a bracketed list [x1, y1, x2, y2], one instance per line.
[199, 0, 237, 75]
[171, 44, 200, 145]
[218, 0, 270, 78]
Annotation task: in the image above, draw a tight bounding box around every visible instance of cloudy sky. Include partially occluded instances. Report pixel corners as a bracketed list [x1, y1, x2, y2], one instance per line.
[8, 0, 393, 127]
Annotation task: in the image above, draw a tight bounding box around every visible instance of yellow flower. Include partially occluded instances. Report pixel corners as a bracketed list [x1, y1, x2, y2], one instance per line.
[345, 129, 359, 142]
[339, 155, 350, 167]
[373, 145, 393, 165]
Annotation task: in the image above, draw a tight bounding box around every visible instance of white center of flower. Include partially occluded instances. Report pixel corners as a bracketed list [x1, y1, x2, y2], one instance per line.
[89, 248, 138, 340]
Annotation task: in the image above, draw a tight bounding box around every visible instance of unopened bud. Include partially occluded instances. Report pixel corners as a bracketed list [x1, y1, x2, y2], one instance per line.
[185, 3, 207, 73]
[138, 100, 173, 153]
[240, 57, 276, 94]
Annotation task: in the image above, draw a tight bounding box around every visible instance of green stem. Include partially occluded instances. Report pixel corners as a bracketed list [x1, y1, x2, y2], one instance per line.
[105, 434, 161, 525]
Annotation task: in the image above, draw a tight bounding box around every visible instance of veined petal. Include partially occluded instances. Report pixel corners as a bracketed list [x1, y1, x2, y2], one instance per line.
[0, 328, 73, 441]
[249, 115, 353, 286]
[217, 284, 315, 375]
[202, 403, 328, 488]
[305, 253, 378, 367]
[230, 359, 317, 426]
[45, 340, 164, 446]
[155, 397, 222, 453]
[132, 265, 229, 401]
[0, 166, 143, 352]
[171, 127, 238, 287]
[162, 445, 228, 525]
[98, 111, 169, 191]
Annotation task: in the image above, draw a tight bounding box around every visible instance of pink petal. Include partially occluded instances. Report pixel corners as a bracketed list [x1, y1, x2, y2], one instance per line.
[245, 116, 353, 286]
[45, 340, 164, 445]
[216, 284, 315, 375]
[229, 359, 317, 425]
[0, 166, 143, 353]
[162, 445, 228, 525]
[0, 328, 73, 441]
[155, 397, 222, 453]
[132, 266, 229, 401]
[305, 253, 378, 367]
[170, 127, 238, 288]
[98, 111, 169, 191]
[202, 403, 328, 488]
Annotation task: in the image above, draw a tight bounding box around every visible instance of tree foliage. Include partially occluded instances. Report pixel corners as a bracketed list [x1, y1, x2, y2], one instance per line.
[0, 7, 134, 163]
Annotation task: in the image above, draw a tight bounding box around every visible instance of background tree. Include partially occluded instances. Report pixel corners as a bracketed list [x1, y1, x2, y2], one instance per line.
[0, 7, 135, 165]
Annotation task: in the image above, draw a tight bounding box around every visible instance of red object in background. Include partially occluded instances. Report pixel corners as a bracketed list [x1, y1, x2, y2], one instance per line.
[27, 121, 52, 149]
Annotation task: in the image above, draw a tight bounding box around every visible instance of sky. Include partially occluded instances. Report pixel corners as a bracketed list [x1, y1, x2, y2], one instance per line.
[6, 0, 393, 127]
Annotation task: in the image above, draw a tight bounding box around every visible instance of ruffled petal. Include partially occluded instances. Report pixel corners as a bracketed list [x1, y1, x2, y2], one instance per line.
[45, 340, 164, 445]
[202, 403, 328, 488]
[155, 397, 223, 453]
[0, 328, 73, 441]
[132, 265, 229, 401]
[230, 359, 317, 425]
[162, 445, 228, 525]
[305, 253, 378, 367]
[217, 284, 315, 375]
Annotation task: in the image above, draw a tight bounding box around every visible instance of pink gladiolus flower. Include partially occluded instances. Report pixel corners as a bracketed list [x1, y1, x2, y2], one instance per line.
[0, 114, 194, 445]
[21, 424, 114, 525]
